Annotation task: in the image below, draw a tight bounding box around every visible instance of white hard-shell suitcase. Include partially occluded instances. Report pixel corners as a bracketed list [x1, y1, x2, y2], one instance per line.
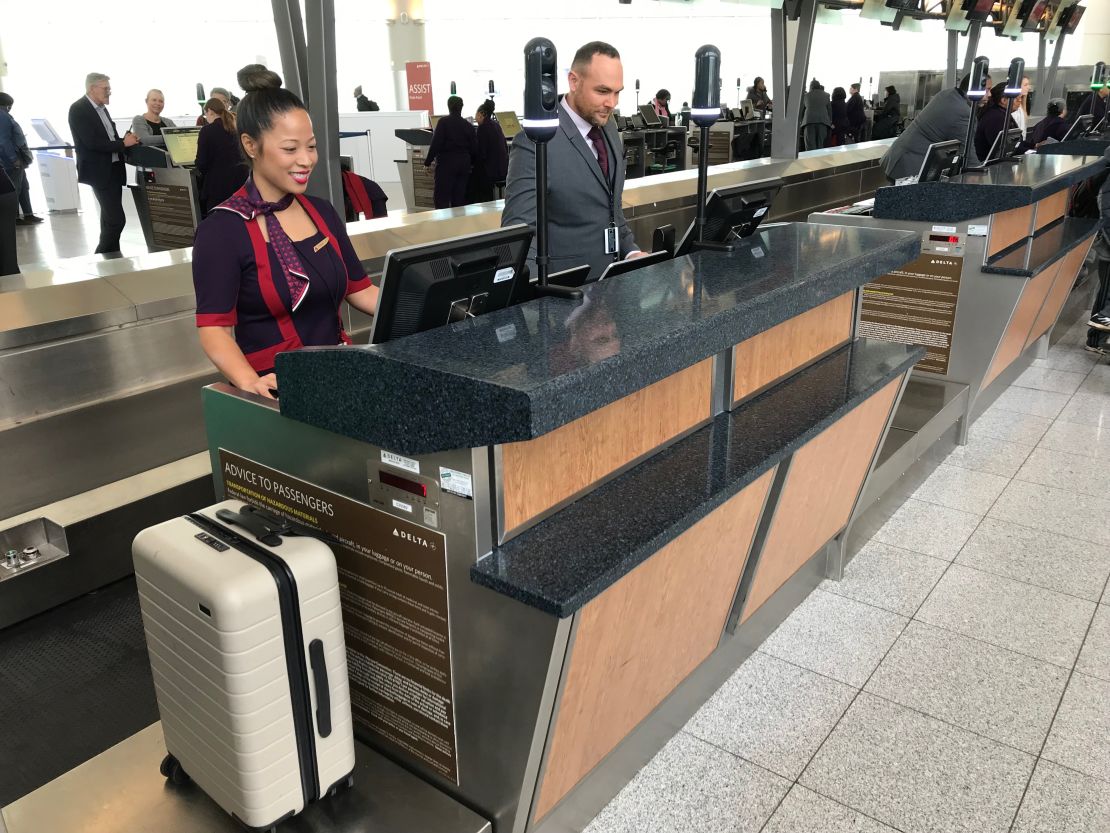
[133, 500, 356, 832]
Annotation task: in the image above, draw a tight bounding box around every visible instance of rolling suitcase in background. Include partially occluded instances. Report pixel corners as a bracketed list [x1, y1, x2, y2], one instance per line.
[133, 500, 356, 832]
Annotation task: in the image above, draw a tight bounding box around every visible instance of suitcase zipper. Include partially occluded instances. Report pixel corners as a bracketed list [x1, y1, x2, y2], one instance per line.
[185, 513, 322, 806]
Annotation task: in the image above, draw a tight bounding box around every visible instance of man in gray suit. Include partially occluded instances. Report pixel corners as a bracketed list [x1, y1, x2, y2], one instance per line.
[502, 41, 645, 281]
[881, 75, 981, 182]
[801, 79, 832, 151]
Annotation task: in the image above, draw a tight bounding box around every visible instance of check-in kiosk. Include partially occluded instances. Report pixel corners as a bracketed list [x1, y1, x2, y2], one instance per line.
[810, 152, 1106, 511]
[129, 127, 204, 252]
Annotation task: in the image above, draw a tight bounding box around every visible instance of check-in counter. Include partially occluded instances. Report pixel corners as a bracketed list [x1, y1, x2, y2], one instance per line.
[185, 222, 922, 833]
[0, 141, 894, 630]
[809, 152, 1106, 509]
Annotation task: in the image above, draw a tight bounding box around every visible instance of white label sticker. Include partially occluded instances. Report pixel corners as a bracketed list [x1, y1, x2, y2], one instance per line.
[392, 498, 413, 513]
[935, 246, 950, 252]
[967, 224, 989, 237]
[493, 267, 515, 284]
[751, 247, 765, 258]
[495, 323, 517, 343]
[423, 507, 439, 528]
[439, 467, 473, 498]
[931, 225, 958, 234]
[381, 450, 420, 474]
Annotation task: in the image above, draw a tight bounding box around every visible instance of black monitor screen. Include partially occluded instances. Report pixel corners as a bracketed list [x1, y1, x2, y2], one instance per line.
[1062, 114, 1094, 141]
[370, 224, 533, 344]
[961, 0, 994, 19]
[985, 127, 1024, 162]
[1062, 5, 1086, 33]
[638, 104, 662, 127]
[676, 178, 783, 256]
[917, 140, 962, 182]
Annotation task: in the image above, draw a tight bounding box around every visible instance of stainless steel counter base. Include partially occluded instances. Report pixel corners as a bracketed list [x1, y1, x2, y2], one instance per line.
[0, 723, 491, 833]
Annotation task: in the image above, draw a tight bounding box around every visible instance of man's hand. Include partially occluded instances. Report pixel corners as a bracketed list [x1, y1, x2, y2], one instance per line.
[625, 250, 651, 260]
[123, 131, 140, 148]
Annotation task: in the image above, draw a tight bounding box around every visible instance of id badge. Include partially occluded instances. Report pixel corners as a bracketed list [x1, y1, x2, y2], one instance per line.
[604, 226, 619, 255]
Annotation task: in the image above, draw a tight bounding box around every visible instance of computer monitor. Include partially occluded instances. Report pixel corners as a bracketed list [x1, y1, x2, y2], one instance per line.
[429, 114, 443, 130]
[638, 104, 662, 127]
[916, 140, 963, 182]
[598, 250, 669, 281]
[984, 127, 1023, 163]
[31, 119, 66, 145]
[162, 127, 201, 167]
[495, 111, 521, 138]
[1062, 114, 1094, 141]
[676, 178, 783, 256]
[630, 113, 647, 130]
[369, 224, 533, 344]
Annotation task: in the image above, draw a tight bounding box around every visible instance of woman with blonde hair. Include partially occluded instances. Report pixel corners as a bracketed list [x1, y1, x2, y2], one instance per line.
[131, 89, 176, 146]
[196, 96, 247, 214]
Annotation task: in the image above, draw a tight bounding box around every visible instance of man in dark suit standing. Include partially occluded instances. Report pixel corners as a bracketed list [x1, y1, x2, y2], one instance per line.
[68, 73, 139, 254]
[846, 83, 866, 143]
[502, 41, 647, 280]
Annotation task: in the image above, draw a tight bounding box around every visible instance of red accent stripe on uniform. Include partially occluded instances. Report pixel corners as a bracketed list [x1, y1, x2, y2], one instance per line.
[196, 312, 237, 327]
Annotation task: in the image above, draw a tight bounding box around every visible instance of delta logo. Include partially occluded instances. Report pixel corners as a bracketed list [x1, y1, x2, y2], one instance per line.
[393, 528, 436, 549]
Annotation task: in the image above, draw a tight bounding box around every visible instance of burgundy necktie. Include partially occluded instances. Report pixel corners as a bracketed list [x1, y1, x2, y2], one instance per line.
[587, 125, 609, 181]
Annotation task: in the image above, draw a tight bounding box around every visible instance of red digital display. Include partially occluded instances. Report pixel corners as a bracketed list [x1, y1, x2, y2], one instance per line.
[379, 470, 428, 498]
[929, 234, 961, 244]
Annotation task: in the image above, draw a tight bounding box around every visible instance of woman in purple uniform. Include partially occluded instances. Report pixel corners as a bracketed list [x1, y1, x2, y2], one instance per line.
[191, 64, 378, 399]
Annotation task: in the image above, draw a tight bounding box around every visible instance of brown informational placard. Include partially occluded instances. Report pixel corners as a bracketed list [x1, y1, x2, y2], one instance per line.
[146, 183, 196, 249]
[217, 449, 459, 784]
[858, 253, 963, 375]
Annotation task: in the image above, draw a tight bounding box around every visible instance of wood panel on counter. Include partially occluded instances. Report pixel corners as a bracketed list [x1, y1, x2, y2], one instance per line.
[982, 265, 1061, 390]
[740, 376, 902, 623]
[531, 468, 776, 824]
[1033, 189, 1069, 233]
[1027, 240, 1095, 348]
[732, 292, 855, 405]
[987, 205, 1034, 259]
[500, 360, 714, 536]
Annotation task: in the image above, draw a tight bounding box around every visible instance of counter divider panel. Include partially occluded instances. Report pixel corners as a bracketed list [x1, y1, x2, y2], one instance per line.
[739, 375, 902, 623]
[530, 467, 775, 825]
[987, 204, 1034, 260]
[1027, 240, 1094, 347]
[499, 359, 714, 540]
[732, 292, 855, 407]
[982, 265, 1060, 390]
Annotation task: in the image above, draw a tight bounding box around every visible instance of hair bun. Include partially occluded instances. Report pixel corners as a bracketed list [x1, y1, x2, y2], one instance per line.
[237, 64, 283, 93]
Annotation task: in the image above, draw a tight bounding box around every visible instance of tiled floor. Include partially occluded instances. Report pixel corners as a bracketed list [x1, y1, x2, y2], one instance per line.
[585, 328, 1110, 833]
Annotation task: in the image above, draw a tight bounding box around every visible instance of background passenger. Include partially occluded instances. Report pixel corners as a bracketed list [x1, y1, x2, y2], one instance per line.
[195, 97, 247, 214]
[882, 74, 981, 182]
[872, 85, 900, 139]
[847, 83, 866, 143]
[801, 79, 832, 150]
[831, 86, 851, 145]
[191, 64, 378, 399]
[131, 89, 176, 146]
[470, 98, 508, 204]
[747, 77, 772, 112]
[975, 82, 1018, 162]
[424, 95, 476, 209]
[1028, 99, 1070, 149]
[652, 89, 671, 119]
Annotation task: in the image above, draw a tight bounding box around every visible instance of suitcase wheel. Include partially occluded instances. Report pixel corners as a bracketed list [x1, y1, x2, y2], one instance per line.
[160, 754, 191, 786]
[327, 774, 355, 797]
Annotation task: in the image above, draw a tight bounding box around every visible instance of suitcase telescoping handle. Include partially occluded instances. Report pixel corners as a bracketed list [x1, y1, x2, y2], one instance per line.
[308, 639, 332, 737]
[215, 506, 292, 547]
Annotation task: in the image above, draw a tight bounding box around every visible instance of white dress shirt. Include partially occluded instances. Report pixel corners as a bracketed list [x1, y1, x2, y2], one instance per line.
[87, 95, 120, 162]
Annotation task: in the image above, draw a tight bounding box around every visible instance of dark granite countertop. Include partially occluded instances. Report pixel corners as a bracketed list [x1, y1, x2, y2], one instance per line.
[983, 217, 1099, 277]
[873, 154, 1107, 223]
[276, 223, 920, 455]
[470, 338, 923, 617]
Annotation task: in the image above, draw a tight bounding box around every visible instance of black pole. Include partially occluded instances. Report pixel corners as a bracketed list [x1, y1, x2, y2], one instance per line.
[536, 141, 549, 286]
[990, 97, 1016, 165]
[961, 102, 980, 171]
[695, 124, 711, 245]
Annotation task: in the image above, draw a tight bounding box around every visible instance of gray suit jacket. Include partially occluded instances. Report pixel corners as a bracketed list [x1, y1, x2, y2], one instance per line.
[801, 89, 832, 126]
[881, 87, 979, 180]
[502, 102, 636, 280]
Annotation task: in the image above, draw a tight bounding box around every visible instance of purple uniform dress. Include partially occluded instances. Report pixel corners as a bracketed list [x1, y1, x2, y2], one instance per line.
[193, 195, 371, 374]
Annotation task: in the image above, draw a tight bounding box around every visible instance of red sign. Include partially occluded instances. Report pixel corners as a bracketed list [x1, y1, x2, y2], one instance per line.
[406, 61, 434, 113]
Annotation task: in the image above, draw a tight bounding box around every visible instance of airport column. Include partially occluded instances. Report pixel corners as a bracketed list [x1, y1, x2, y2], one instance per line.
[387, 1, 428, 111]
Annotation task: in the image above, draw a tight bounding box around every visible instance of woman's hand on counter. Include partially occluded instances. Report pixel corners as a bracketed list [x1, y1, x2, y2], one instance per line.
[347, 284, 380, 317]
[240, 374, 278, 399]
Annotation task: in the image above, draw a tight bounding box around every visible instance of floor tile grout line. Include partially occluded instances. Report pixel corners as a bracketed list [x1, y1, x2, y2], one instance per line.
[937, 559, 1110, 607]
[755, 780, 913, 833]
[1005, 569, 1110, 832]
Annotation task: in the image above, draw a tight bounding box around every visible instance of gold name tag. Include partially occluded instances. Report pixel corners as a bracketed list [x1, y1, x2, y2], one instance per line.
[313, 237, 330, 253]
